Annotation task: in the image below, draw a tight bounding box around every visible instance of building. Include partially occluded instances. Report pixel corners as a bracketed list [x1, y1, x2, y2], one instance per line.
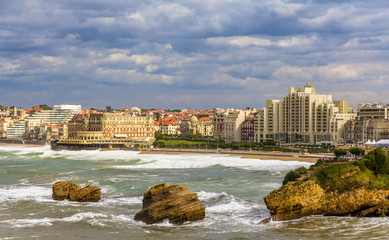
[214, 109, 250, 143]
[344, 103, 389, 144]
[259, 83, 356, 144]
[358, 103, 389, 119]
[241, 119, 255, 143]
[67, 112, 155, 141]
[180, 116, 214, 137]
[7, 105, 82, 140]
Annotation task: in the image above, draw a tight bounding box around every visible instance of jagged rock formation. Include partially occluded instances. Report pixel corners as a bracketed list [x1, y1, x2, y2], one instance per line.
[134, 183, 205, 224]
[52, 181, 101, 202]
[264, 149, 389, 221]
[264, 178, 389, 221]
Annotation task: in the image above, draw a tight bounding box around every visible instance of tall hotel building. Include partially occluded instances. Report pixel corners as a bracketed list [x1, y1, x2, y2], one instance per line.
[258, 83, 356, 144]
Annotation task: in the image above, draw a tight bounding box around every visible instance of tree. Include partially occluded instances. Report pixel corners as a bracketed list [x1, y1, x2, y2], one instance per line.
[359, 148, 389, 175]
[39, 104, 53, 110]
[154, 131, 166, 140]
[333, 148, 347, 157]
[349, 147, 363, 156]
[105, 106, 112, 112]
[283, 171, 300, 185]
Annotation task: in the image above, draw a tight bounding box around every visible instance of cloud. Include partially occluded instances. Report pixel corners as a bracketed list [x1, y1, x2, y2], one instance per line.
[0, 0, 389, 109]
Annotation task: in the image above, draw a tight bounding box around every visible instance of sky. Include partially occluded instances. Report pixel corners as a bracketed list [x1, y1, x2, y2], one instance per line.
[1, 0, 389, 110]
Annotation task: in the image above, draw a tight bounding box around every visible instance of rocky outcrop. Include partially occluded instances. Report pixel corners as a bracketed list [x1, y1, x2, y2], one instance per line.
[264, 179, 389, 221]
[134, 183, 205, 224]
[52, 181, 101, 202]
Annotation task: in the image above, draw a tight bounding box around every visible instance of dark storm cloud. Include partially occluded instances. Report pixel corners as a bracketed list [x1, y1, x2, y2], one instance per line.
[1, 0, 389, 109]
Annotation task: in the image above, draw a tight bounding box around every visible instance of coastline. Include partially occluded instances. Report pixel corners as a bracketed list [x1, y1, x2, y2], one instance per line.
[0, 142, 322, 163]
[140, 148, 323, 163]
[0, 142, 45, 147]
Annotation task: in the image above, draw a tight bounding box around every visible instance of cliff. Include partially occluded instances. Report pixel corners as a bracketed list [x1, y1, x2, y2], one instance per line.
[264, 148, 389, 221]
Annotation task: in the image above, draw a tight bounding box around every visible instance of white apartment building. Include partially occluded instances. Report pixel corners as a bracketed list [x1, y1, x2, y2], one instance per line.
[258, 83, 356, 144]
[7, 105, 82, 139]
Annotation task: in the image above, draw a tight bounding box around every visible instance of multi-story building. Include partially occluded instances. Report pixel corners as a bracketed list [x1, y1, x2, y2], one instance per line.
[198, 117, 214, 137]
[181, 116, 214, 137]
[160, 121, 180, 135]
[344, 103, 389, 144]
[213, 109, 250, 143]
[358, 103, 389, 119]
[7, 105, 81, 140]
[241, 119, 255, 143]
[258, 83, 356, 144]
[67, 112, 155, 141]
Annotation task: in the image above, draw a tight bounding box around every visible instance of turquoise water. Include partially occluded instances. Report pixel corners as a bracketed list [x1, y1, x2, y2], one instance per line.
[0, 145, 387, 239]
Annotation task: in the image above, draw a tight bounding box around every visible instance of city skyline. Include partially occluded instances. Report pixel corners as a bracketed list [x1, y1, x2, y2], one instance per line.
[1, 1, 389, 109]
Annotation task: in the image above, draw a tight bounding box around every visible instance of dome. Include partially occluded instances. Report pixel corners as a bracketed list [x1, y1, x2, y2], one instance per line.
[190, 116, 198, 122]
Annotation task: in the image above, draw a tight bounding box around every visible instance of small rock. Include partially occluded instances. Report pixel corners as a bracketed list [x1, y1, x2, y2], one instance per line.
[52, 181, 101, 202]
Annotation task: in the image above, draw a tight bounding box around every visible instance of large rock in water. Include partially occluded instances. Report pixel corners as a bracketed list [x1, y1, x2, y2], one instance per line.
[52, 181, 101, 202]
[264, 162, 389, 221]
[134, 183, 205, 224]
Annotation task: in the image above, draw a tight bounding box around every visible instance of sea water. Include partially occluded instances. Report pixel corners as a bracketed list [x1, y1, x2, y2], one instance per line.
[0, 145, 387, 239]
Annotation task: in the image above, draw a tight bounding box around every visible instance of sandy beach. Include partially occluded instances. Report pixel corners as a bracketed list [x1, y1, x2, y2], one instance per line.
[0, 142, 321, 163]
[140, 149, 322, 163]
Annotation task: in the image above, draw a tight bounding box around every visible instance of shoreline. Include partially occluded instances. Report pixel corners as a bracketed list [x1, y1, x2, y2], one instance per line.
[140, 148, 324, 163]
[0, 142, 46, 147]
[0, 142, 323, 163]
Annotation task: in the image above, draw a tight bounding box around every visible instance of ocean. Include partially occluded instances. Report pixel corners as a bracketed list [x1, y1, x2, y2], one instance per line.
[0, 145, 387, 240]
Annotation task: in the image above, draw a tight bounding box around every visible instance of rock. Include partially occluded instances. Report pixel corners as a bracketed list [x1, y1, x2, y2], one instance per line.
[264, 162, 389, 221]
[134, 183, 205, 224]
[52, 181, 101, 202]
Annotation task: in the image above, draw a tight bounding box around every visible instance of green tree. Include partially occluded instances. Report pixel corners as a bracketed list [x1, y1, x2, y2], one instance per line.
[282, 171, 300, 185]
[349, 147, 363, 156]
[359, 148, 389, 175]
[39, 104, 53, 110]
[154, 131, 166, 140]
[333, 148, 347, 157]
[105, 106, 112, 112]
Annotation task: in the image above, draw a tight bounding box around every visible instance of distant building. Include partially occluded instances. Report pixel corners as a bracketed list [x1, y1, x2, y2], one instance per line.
[258, 83, 356, 144]
[67, 112, 155, 142]
[241, 120, 255, 143]
[7, 105, 82, 140]
[358, 103, 389, 119]
[214, 109, 250, 143]
[345, 103, 389, 144]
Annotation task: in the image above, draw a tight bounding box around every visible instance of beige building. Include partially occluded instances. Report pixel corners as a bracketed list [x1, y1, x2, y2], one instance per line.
[345, 103, 389, 144]
[358, 103, 389, 119]
[214, 109, 250, 143]
[259, 83, 356, 144]
[67, 112, 155, 141]
[181, 116, 214, 137]
[160, 121, 180, 135]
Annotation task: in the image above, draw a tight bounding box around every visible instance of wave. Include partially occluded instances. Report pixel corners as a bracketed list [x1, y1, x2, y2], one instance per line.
[0, 185, 53, 204]
[0, 145, 312, 171]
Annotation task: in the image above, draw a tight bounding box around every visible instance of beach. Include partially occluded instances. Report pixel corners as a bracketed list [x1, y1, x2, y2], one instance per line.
[140, 148, 323, 163]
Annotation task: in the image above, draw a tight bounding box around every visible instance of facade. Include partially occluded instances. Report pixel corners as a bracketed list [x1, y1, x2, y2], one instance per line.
[258, 83, 356, 144]
[181, 116, 214, 137]
[213, 109, 250, 143]
[358, 103, 389, 119]
[7, 105, 82, 140]
[241, 120, 255, 143]
[160, 121, 180, 135]
[344, 103, 389, 144]
[67, 112, 155, 141]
